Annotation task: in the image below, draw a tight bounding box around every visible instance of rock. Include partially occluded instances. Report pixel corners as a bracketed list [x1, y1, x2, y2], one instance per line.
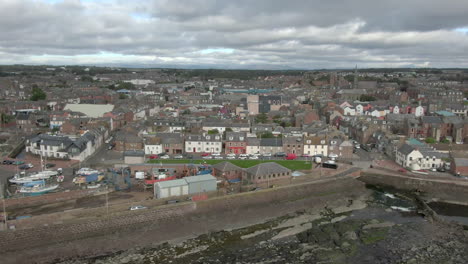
[331, 215, 347, 223]
[343, 231, 358, 240]
[363, 222, 395, 230]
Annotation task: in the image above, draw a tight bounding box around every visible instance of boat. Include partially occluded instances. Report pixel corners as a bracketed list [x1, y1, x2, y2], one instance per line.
[76, 167, 100, 176]
[19, 182, 59, 194]
[9, 170, 59, 184]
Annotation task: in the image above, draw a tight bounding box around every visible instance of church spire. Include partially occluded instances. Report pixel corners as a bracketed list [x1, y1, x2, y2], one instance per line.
[353, 65, 358, 89]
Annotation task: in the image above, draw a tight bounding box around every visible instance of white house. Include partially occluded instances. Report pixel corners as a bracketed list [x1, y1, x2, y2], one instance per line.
[356, 104, 364, 115]
[185, 134, 222, 153]
[303, 136, 328, 156]
[202, 122, 227, 133]
[25, 128, 107, 162]
[415, 105, 425, 117]
[144, 137, 163, 155]
[343, 107, 356, 116]
[392, 105, 400, 114]
[396, 143, 447, 170]
[246, 138, 260, 155]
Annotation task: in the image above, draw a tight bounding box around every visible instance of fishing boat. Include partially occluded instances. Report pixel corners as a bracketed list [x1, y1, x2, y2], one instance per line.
[76, 167, 100, 176]
[9, 170, 59, 184]
[19, 182, 59, 194]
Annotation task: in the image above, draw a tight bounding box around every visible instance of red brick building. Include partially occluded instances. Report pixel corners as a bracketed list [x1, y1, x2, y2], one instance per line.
[224, 132, 247, 154]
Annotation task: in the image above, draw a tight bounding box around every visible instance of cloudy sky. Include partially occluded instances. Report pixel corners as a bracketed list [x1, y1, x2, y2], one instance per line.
[1, 0, 468, 69]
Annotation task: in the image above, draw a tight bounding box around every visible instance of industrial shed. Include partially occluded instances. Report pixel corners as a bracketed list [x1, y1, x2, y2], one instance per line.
[185, 174, 217, 194]
[154, 179, 188, 199]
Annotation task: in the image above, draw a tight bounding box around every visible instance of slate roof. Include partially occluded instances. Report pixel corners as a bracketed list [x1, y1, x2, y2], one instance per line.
[421, 116, 443, 124]
[260, 138, 283, 147]
[398, 144, 415, 155]
[245, 162, 291, 176]
[454, 158, 468, 167]
[212, 161, 242, 171]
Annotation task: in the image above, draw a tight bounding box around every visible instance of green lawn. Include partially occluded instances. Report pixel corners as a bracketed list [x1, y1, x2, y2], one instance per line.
[147, 159, 312, 170]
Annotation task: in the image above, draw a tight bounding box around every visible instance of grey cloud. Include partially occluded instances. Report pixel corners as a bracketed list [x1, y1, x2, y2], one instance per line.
[0, 0, 468, 68]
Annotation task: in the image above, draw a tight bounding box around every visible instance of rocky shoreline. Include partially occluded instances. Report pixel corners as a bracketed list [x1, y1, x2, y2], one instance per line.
[58, 190, 468, 264]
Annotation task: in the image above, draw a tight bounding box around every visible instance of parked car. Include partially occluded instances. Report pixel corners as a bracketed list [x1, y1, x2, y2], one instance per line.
[12, 161, 25, 165]
[2, 160, 13, 165]
[262, 153, 272, 157]
[274, 152, 287, 157]
[250, 187, 262, 192]
[160, 155, 170, 159]
[211, 153, 221, 156]
[149, 155, 159, 159]
[130, 205, 147, 211]
[249, 155, 259, 160]
[45, 163, 56, 168]
[174, 154, 184, 159]
[186, 155, 194, 159]
[201, 153, 211, 157]
[166, 200, 179, 204]
[398, 168, 407, 173]
[202, 155, 212, 159]
[301, 154, 310, 157]
[226, 155, 236, 160]
[19, 164, 31, 170]
[239, 154, 248, 160]
[214, 155, 224, 160]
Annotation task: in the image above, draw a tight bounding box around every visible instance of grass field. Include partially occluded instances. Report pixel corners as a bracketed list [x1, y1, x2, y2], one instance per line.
[147, 159, 312, 171]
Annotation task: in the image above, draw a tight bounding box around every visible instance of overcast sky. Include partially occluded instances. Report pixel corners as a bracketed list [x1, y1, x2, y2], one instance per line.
[1, 0, 468, 69]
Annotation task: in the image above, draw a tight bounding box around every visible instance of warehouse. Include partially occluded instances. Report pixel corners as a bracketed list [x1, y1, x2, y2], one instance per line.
[154, 179, 188, 199]
[184, 174, 217, 195]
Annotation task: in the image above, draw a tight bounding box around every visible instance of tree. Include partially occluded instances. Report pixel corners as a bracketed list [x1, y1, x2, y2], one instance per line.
[255, 113, 268, 124]
[118, 93, 128, 100]
[182, 109, 191, 115]
[441, 138, 450, 144]
[425, 137, 436, 144]
[117, 81, 135, 90]
[257, 132, 275, 138]
[207, 129, 219, 134]
[359, 95, 376, 101]
[30, 85, 46, 101]
[0, 113, 13, 124]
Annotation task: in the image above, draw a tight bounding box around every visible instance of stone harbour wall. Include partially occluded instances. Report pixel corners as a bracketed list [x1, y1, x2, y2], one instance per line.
[0, 174, 367, 264]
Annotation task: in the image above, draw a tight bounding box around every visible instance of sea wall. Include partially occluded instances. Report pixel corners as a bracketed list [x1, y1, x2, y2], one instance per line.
[0, 175, 367, 264]
[359, 171, 468, 203]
